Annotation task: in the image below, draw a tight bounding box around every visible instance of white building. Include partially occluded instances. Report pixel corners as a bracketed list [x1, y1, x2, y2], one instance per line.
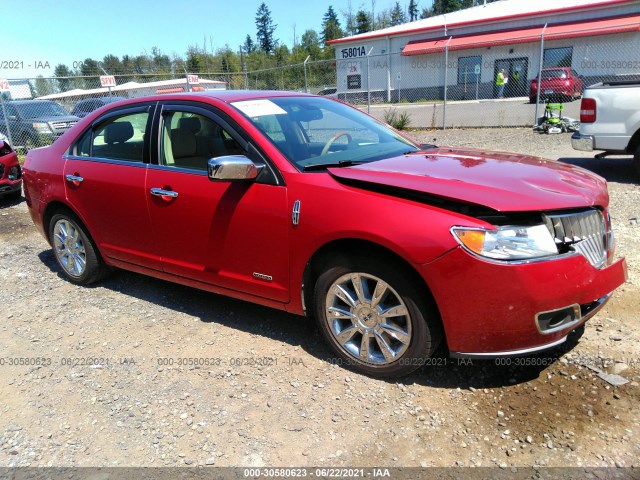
[328, 0, 640, 102]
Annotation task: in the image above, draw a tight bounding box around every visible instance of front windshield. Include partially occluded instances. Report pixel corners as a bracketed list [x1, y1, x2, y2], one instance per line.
[230, 96, 419, 170]
[17, 102, 69, 119]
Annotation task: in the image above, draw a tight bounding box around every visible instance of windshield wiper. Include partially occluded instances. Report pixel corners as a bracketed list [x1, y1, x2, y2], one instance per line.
[302, 160, 363, 172]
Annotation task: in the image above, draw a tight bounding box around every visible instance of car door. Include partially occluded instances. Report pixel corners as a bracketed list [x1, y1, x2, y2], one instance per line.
[63, 104, 162, 270]
[145, 104, 290, 302]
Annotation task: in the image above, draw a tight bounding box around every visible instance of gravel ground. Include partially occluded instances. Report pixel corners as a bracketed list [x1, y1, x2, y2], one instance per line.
[0, 128, 638, 471]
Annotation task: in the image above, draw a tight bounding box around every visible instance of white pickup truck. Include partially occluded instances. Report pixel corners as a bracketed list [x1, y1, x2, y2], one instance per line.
[571, 79, 640, 177]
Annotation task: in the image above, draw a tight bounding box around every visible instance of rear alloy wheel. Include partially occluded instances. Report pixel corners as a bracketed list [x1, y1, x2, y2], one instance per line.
[49, 213, 107, 285]
[314, 258, 440, 377]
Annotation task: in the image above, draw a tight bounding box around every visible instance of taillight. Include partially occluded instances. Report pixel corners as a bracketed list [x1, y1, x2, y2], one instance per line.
[580, 98, 596, 123]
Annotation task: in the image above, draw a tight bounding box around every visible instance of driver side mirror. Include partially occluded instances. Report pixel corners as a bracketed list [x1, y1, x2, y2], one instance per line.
[207, 155, 263, 182]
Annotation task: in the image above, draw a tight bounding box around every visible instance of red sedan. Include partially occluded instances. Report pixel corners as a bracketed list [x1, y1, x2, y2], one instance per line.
[22, 91, 627, 377]
[530, 67, 584, 103]
[0, 137, 22, 200]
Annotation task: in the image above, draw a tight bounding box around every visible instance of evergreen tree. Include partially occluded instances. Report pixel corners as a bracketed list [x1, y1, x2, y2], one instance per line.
[408, 0, 419, 21]
[321, 6, 344, 46]
[431, 0, 473, 15]
[390, 2, 406, 26]
[242, 35, 256, 54]
[255, 2, 278, 54]
[101, 54, 122, 74]
[53, 64, 72, 92]
[355, 10, 372, 34]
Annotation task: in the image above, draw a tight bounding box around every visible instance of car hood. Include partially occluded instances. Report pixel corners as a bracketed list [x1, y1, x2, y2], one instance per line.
[328, 147, 608, 212]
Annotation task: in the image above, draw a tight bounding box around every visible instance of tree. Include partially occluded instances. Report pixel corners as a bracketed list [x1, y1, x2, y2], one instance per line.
[255, 2, 278, 54]
[151, 47, 171, 73]
[376, 10, 391, 29]
[408, 0, 419, 21]
[186, 46, 207, 72]
[80, 58, 100, 77]
[391, 2, 407, 27]
[101, 54, 122, 75]
[431, 0, 473, 15]
[242, 35, 256, 55]
[80, 58, 100, 88]
[355, 10, 372, 34]
[35, 75, 52, 97]
[321, 6, 343, 46]
[390, 2, 406, 26]
[53, 64, 72, 92]
[300, 29, 322, 59]
[342, 0, 357, 36]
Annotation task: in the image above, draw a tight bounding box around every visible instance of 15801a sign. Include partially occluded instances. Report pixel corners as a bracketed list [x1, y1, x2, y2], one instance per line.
[340, 46, 367, 59]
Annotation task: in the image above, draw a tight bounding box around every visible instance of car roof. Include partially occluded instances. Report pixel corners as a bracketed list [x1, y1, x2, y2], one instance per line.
[103, 90, 317, 109]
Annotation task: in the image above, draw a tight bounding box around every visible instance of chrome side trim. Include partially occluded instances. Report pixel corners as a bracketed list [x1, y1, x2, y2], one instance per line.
[292, 200, 301, 226]
[252, 272, 273, 282]
[451, 336, 568, 359]
[63, 155, 148, 169]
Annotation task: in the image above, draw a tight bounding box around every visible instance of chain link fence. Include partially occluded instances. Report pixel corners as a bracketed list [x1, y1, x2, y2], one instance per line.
[1, 21, 638, 150]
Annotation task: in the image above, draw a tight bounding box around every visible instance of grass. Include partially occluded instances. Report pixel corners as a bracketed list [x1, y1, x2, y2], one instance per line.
[383, 108, 412, 130]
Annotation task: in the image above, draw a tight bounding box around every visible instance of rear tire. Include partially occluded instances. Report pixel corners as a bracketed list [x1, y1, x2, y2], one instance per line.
[634, 145, 640, 180]
[48, 212, 108, 285]
[313, 255, 441, 377]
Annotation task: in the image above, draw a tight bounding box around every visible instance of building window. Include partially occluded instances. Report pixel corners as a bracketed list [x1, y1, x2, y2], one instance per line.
[457, 56, 481, 85]
[543, 47, 573, 68]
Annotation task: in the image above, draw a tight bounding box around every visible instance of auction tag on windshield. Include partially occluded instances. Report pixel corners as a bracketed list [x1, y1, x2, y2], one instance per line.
[231, 100, 286, 118]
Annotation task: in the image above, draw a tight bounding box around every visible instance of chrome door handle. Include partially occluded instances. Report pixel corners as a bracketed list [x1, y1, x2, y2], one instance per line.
[150, 187, 178, 198]
[65, 174, 84, 183]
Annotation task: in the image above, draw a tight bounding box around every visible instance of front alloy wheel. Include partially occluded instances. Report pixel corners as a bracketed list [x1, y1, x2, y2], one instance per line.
[325, 273, 412, 365]
[314, 258, 440, 377]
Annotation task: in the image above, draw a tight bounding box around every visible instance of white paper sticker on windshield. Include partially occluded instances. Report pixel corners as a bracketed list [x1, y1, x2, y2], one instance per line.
[231, 99, 287, 117]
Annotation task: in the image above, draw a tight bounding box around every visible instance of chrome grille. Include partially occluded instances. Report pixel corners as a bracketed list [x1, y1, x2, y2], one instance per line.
[543, 209, 607, 268]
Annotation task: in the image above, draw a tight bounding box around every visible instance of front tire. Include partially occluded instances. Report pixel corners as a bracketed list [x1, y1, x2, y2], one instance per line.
[634, 145, 640, 180]
[313, 256, 441, 377]
[49, 212, 107, 285]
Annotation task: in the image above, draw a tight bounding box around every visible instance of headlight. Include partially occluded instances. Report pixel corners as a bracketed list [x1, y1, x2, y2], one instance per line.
[452, 224, 558, 261]
[32, 122, 52, 134]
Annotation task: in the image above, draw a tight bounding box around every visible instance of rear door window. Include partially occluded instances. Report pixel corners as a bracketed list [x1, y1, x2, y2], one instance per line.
[76, 109, 151, 162]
